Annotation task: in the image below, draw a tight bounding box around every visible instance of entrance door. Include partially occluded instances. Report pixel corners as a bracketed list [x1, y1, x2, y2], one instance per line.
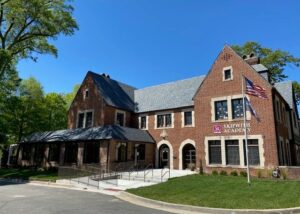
[182, 144, 196, 169]
[159, 144, 170, 168]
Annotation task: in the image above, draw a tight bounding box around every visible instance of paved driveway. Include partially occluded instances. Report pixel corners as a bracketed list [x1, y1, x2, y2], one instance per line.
[0, 180, 170, 214]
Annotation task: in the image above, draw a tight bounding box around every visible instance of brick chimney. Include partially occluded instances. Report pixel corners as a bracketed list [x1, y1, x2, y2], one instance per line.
[243, 53, 260, 65]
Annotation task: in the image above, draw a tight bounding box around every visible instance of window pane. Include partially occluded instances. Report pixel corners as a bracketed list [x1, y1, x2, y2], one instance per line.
[116, 113, 124, 126]
[224, 69, 231, 80]
[85, 112, 93, 128]
[184, 111, 192, 126]
[137, 144, 146, 161]
[244, 140, 260, 166]
[165, 114, 172, 127]
[140, 116, 146, 129]
[208, 140, 222, 164]
[157, 115, 164, 128]
[77, 113, 85, 128]
[226, 140, 240, 165]
[215, 100, 228, 120]
[232, 99, 244, 119]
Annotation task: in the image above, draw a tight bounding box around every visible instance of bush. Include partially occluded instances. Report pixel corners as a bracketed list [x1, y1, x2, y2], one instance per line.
[199, 160, 204, 175]
[220, 170, 227, 176]
[257, 169, 263, 178]
[240, 171, 247, 177]
[230, 170, 238, 176]
[212, 170, 218, 176]
[281, 169, 288, 180]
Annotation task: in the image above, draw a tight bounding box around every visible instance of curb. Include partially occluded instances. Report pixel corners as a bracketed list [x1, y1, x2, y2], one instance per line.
[116, 192, 300, 214]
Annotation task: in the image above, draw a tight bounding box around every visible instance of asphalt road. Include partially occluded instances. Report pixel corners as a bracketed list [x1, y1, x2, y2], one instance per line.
[0, 180, 170, 214]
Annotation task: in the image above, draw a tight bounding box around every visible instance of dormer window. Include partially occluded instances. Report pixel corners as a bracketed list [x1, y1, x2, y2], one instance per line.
[223, 66, 233, 81]
[84, 89, 89, 99]
[115, 110, 126, 126]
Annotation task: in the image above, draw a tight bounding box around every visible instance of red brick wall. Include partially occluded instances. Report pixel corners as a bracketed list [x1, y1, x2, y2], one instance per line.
[194, 46, 279, 169]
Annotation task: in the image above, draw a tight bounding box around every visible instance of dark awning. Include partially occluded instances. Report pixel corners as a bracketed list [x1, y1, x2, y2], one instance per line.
[20, 125, 154, 144]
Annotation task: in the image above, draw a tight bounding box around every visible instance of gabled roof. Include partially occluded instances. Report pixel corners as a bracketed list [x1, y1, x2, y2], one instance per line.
[20, 125, 154, 144]
[252, 64, 268, 72]
[134, 76, 205, 113]
[274, 81, 294, 109]
[89, 71, 136, 112]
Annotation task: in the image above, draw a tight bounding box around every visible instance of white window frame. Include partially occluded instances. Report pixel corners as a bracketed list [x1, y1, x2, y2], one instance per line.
[115, 110, 126, 126]
[138, 114, 148, 130]
[204, 135, 264, 168]
[211, 95, 251, 122]
[84, 88, 89, 100]
[222, 66, 233, 81]
[154, 111, 174, 129]
[181, 109, 195, 127]
[76, 109, 94, 128]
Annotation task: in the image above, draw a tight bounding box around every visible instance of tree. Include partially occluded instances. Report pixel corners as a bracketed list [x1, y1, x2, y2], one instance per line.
[232, 42, 300, 83]
[0, 0, 78, 75]
[293, 82, 300, 105]
[64, 84, 80, 108]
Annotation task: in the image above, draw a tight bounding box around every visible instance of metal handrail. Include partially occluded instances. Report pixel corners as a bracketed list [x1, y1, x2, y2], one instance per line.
[161, 167, 170, 182]
[144, 163, 153, 182]
[128, 165, 137, 180]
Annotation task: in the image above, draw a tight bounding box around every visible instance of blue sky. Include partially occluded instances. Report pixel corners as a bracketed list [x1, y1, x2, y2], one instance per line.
[18, 0, 300, 94]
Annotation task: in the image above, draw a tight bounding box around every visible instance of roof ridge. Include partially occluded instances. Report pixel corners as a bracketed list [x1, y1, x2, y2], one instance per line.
[135, 75, 206, 91]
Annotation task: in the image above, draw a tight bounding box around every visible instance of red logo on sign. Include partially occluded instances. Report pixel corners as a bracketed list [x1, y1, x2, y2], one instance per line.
[213, 125, 222, 134]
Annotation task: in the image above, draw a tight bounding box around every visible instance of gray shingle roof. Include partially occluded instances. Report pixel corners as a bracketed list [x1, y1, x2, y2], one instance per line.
[20, 125, 154, 144]
[134, 76, 205, 113]
[89, 72, 136, 112]
[252, 64, 268, 72]
[274, 81, 294, 109]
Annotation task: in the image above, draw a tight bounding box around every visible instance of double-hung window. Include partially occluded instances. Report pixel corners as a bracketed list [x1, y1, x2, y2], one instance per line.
[184, 111, 193, 126]
[225, 140, 240, 165]
[140, 116, 147, 129]
[157, 113, 172, 128]
[77, 111, 93, 128]
[244, 139, 260, 166]
[116, 112, 125, 126]
[232, 98, 244, 119]
[208, 140, 222, 164]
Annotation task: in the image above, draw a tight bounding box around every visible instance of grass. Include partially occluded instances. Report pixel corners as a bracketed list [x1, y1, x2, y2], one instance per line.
[0, 168, 58, 182]
[127, 174, 300, 209]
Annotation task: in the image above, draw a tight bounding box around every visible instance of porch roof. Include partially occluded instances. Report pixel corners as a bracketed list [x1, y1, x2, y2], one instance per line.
[20, 125, 154, 144]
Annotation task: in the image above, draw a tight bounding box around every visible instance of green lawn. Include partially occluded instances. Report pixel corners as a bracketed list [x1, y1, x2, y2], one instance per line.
[0, 168, 58, 182]
[127, 174, 300, 209]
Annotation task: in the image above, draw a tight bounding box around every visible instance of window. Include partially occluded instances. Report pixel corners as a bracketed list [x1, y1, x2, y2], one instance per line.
[22, 144, 31, 161]
[136, 144, 146, 161]
[156, 113, 172, 128]
[232, 98, 244, 119]
[276, 100, 281, 122]
[208, 140, 222, 164]
[244, 140, 260, 166]
[215, 100, 228, 120]
[140, 116, 147, 129]
[85, 112, 93, 128]
[84, 142, 99, 164]
[224, 69, 232, 80]
[49, 143, 60, 162]
[64, 143, 78, 163]
[116, 112, 125, 126]
[84, 89, 89, 99]
[117, 142, 127, 162]
[184, 111, 193, 126]
[293, 112, 298, 128]
[77, 111, 93, 128]
[225, 140, 240, 165]
[77, 113, 85, 128]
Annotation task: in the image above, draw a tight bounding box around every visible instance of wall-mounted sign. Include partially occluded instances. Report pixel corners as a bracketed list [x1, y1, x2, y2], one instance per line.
[213, 123, 251, 134]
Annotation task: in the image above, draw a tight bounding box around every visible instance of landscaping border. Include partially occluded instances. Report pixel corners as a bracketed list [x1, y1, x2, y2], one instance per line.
[117, 191, 300, 214]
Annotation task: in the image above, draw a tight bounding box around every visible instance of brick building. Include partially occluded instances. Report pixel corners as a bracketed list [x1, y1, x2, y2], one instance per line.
[18, 46, 300, 174]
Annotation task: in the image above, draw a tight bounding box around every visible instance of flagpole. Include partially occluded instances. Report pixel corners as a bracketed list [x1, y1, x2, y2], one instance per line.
[242, 75, 251, 185]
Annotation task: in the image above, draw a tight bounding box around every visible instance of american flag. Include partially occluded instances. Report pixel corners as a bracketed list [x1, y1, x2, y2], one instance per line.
[245, 77, 268, 99]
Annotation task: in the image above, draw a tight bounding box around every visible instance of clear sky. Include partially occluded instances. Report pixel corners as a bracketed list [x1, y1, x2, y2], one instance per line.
[17, 0, 300, 95]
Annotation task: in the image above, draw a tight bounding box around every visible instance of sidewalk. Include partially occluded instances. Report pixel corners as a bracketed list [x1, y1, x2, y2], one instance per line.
[117, 191, 300, 214]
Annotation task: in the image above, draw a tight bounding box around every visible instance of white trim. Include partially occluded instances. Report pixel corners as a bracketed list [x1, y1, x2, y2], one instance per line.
[138, 114, 148, 130]
[204, 135, 265, 168]
[115, 109, 126, 126]
[181, 108, 195, 127]
[178, 139, 196, 169]
[211, 95, 251, 122]
[154, 111, 174, 129]
[222, 66, 233, 81]
[156, 140, 174, 169]
[83, 88, 89, 100]
[76, 109, 94, 128]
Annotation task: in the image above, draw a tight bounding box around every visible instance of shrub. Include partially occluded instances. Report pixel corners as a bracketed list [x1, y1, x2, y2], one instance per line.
[199, 160, 204, 175]
[220, 170, 227, 176]
[230, 170, 238, 176]
[212, 170, 218, 176]
[281, 169, 288, 180]
[240, 171, 247, 177]
[257, 169, 263, 178]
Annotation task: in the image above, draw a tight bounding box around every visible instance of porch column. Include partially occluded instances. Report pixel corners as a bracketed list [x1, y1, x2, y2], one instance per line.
[59, 143, 65, 165]
[17, 145, 23, 166]
[100, 141, 109, 171]
[43, 144, 49, 168]
[77, 142, 84, 166]
[30, 144, 35, 166]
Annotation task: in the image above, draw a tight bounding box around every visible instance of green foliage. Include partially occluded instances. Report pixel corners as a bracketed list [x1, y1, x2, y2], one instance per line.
[212, 170, 218, 176]
[232, 41, 300, 83]
[64, 84, 80, 108]
[0, 0, 78, 74]
[220, 170, 227, 176]
[293, 81, 300, 105]
[257, 169, 263, 178]
[281, 169, 288, 180]
[230, 170, 238, 176]
[240, 171, 247, 177]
